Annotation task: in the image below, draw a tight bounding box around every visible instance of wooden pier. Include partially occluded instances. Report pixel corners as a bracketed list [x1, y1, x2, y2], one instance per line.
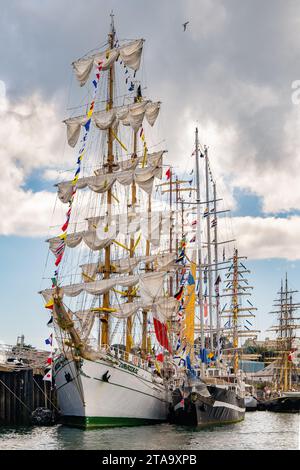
[0, 341, 57, 425]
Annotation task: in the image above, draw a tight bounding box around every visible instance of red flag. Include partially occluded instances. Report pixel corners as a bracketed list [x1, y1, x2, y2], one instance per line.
[156, 353, 164, 363]
[165, 168, 171, 180]
[153, 318, 171, 353]
[46, 355, 53, 365]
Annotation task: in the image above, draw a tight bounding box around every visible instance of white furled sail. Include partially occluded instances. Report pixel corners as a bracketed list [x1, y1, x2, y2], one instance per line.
[94, 150, 166, 175]
[73, 296, 178, 322]
[56, 161, 163, 203]
[80, 252, 176, 278]
[64, 100, 160, 147]
[41, 272, 165, 300]
[72, 39, 144, 86]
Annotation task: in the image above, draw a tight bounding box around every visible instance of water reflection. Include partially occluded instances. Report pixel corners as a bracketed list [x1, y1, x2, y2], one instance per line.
[0, 412, 299, 450]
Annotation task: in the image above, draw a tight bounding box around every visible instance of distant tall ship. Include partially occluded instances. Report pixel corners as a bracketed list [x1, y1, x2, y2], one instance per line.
[263, 275, 300, 412]
[168, 129, 259, 426]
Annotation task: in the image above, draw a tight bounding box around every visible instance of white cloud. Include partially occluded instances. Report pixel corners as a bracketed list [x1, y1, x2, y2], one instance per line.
[1, 87, 299, 264]
[226, 215, 300, 260]
[0, 88, 71, 236]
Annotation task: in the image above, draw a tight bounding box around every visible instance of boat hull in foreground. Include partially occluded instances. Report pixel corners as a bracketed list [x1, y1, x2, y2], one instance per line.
[54, 355, 168, 428]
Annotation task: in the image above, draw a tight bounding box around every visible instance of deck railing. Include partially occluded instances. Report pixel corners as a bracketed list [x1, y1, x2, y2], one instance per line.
[101, 344, 151, 372]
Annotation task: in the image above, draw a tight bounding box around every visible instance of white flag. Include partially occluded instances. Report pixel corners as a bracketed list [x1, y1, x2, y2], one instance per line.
[43, 368, 52, 382]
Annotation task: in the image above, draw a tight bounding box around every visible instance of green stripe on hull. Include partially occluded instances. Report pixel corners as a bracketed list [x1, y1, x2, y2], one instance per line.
[61, 415, 165, 429]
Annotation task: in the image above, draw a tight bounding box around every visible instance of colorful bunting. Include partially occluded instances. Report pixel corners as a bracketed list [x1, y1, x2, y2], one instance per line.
[174, 285, 184, 301]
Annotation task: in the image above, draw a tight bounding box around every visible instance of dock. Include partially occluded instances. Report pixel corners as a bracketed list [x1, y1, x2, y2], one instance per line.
[0, 339, 57, 425]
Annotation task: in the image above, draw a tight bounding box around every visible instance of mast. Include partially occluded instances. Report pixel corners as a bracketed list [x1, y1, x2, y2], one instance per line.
[268, 274, 300, 392]
[195, 128, 204, 352]
[142, 195, 151, 354]
[126, 128, 138, 354]
[213, 181, 221, 360]
[204, 147, 214, 349]
[169, 167, 173, 295]
[232, 248, 239, 373]
[220, 249, 258, 373]
[101, 13, 115, 348]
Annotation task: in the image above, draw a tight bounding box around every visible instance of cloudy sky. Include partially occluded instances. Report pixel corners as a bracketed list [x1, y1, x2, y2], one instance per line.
[1, 0, 300, 349]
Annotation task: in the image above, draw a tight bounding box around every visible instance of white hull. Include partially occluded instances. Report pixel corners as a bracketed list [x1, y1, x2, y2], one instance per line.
[54, 354, 168, 427]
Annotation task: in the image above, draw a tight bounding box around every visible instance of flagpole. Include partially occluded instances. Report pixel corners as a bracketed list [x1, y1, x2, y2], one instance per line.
[204, 147, 214, 350]
[195, 128, 204, 355]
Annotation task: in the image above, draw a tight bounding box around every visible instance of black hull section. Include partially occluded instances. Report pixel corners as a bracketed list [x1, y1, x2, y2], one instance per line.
[169, 385, 245, 427]
[263, 396, 300, 413]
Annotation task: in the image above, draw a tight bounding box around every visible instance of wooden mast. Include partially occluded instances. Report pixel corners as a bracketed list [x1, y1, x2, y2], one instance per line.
[126, 129, 138, 354]
[102, 14, 115, 348]
[142, 195, 151, 354]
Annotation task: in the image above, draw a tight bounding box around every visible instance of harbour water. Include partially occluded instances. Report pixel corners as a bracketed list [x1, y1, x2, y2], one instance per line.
[0, 412, 299, 450]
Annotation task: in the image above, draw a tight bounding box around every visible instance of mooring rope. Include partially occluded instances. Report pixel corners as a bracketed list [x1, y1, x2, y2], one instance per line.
[32, 377, 60, 413]
[0, 377, 31, 412]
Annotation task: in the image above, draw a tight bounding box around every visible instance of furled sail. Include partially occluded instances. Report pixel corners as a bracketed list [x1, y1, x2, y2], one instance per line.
[41, 274, 139, 301]
[94, 150, 166, 176]
[86, 207, 167, 231]
[40, 272, 165, 301]
[56, 158, 163, 203]
[64, 100, 160, 147]
[72, 296, 178, 321]
[47, 230, 114, 254]
[81, 252, 176, 279]
[47, 212, 172, 255]
[72, 39, 144, 86]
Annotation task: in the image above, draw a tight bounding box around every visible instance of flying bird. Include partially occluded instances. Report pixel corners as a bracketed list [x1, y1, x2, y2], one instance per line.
[183, 21, 189, 31]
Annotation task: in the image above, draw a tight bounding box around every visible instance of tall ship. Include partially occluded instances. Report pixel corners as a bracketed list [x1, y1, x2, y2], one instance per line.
[263, 275, 300, 412]
[39, 16, 260, 429]
[39, 15, 180, 428]
[168, 128, 259, 426]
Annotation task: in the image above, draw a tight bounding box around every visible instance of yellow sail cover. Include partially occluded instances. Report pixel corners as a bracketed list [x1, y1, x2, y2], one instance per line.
[183, 260, 196, 360]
